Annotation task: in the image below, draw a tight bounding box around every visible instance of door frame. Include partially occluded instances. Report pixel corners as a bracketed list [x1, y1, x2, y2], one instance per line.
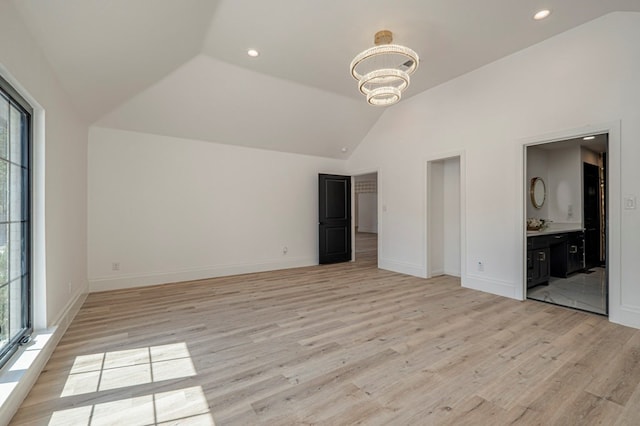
[425, 151, 466, 280]
[521, 121, 620, 315]
[350, 168, 379, 263]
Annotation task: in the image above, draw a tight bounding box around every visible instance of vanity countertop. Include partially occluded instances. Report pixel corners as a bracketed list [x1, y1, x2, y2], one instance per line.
[527, 223, 584, 237]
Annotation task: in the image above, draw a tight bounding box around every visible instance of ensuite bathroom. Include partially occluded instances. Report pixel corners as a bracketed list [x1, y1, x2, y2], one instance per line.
[525, 133, 608, 315]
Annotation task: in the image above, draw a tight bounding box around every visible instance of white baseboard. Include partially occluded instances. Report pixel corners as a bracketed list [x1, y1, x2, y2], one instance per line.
[428, 269, 461, 278]
[0, 289, 87, 425]
[463, 274, 518, 299]
[379, 258, 426, 278]
[430, 268, 445, 277]
[610, 304, 640, 329]
[444, 269, 461, 278]
[89, 257, 317, 292]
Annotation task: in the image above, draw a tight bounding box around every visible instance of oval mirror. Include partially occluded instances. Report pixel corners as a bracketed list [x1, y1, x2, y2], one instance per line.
[530, 177, 546, 209]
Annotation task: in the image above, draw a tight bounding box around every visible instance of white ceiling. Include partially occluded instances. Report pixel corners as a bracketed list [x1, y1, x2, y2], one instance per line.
[12, 0, 640, 158]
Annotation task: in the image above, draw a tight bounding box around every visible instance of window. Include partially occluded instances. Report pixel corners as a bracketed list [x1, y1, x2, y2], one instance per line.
[0, 75, 32, 367]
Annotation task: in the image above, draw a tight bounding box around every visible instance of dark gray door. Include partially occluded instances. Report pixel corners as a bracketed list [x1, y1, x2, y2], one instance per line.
[583, 162, 601, 269]
[319, 174, 351, 264]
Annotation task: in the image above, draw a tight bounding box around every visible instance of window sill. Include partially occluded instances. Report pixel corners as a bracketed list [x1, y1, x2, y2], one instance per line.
[0, 329, 58, 423]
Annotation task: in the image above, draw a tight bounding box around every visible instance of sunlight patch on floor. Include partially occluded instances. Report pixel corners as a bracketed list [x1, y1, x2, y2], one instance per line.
[61, 343, 196, 397]
[51, 342, 212, 425]
[50, 386, 214, 425]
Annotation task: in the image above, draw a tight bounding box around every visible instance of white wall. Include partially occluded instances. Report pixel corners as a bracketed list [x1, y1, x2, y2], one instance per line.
[347, 12, 640, 328]
[88, 127, 345, 291]
[0, 1, 87, 421]
[0, 1, 87, 331]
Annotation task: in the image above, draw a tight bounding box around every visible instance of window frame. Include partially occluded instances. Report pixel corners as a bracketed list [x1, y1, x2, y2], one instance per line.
[0, 74, 33, 368]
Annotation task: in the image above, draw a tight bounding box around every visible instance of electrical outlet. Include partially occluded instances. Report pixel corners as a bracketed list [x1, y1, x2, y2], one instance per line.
[112, 262, 120, 271]
[624, 196, 637, 210]
[282, 246, 288, 255]
[478, 261, 484, 272]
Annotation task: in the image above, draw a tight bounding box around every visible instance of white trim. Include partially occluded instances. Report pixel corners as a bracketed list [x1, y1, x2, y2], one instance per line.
[425, 161, 433, 278]
[425, 151, 466, 283]
[0, 291, 86, 425]
[350, 177, 356, 262]
[522, 141, 528, 302]
[607, 122, 623, 326]
[31, 108, 46, 330]
[0, 63, 47, 329]
[350, 168, 379, 265]
[615, 305, 640, 329]
[520, 121, 625, 325]
[379, 257, 425, 278]
[464, 274, 518, 299]
[444, 268, 461, 278]
[0, 63, 57, 423]
[89, 257, 317, 292]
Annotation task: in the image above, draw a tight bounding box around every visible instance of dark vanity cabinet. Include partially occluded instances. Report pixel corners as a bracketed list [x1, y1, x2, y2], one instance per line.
[550, 231, 585, 278]
[527, 231, 584, 288]
[527, 236, 550, 288]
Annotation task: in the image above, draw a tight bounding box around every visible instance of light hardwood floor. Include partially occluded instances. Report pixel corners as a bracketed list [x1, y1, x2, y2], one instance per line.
[11, 236, 640, 425]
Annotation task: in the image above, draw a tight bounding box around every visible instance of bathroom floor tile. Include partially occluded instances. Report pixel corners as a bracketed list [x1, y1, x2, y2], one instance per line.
[527, 267, 607, 315]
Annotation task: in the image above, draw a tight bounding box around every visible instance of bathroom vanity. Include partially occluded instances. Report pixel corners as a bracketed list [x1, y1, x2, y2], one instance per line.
[526, 225, 585, 288]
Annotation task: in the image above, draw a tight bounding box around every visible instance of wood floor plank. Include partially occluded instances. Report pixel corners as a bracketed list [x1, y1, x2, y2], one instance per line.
[585, 331, 640, 406]
[10, 234, 640, 425]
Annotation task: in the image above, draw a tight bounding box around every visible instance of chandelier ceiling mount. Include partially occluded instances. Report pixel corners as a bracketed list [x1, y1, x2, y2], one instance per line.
[350, 30, 419, 106]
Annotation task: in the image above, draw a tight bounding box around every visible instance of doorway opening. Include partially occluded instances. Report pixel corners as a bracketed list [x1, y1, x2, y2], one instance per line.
[525, 134, 608, 315]
[427, 156, 461, 278]
[353, 173, 378, 266]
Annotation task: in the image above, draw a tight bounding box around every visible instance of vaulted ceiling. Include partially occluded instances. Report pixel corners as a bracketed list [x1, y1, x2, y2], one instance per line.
[12, 0, 640, 158]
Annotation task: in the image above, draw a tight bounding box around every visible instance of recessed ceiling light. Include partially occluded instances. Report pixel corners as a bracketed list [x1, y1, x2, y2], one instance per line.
[533, 9, 551, 20]
[341, 147, 348, 153]
[583, 136, 596, 141]
[247, 49, 259, 57]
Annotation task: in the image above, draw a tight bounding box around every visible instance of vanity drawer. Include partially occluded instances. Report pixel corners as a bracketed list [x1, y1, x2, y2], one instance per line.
[548, 234, 567, 245]
[528, 235, 549, 250]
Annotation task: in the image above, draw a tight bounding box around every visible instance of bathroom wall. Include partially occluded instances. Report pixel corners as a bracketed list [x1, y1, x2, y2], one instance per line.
[547, 146, 582, 224]
[526, 147, 550, 219]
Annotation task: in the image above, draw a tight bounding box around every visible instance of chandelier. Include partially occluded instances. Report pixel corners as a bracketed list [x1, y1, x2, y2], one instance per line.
[350, 30, 419, 106]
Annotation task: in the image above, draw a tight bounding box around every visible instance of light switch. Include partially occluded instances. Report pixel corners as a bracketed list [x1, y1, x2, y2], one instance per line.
[624, 196, 637, 210]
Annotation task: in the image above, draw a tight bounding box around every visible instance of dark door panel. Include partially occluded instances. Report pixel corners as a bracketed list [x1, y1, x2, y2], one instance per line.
[583, 162, 601, 269]
[323, 226, 348, 254]
[319, 174, 351, 264]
